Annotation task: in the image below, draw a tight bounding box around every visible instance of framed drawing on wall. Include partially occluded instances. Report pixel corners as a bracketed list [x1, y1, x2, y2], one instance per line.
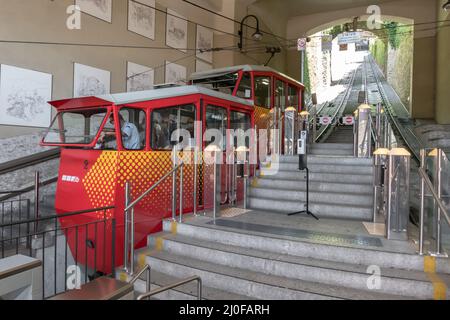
[73, 63, 111, 98]
[0, 64, 53, 128]
[196, 25, 214, 63]
[196, 60, 212, 73]
[128, 0, 156, 40]
[165, 61, 187, 85]
[166, 9, 188, 52]
[76, 0, 113, 23]
[127, 62, 154, 92]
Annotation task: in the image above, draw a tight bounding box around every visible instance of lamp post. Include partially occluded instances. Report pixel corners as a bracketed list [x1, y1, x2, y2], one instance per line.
[238, 15, 263, 52]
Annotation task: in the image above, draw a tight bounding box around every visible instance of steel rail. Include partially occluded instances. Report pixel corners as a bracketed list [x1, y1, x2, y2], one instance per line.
[315, 66, 359, 142]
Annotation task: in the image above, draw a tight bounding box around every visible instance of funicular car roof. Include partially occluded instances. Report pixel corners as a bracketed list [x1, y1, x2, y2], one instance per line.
[48, 85, 255, 110]
[189, 64, 305, 88]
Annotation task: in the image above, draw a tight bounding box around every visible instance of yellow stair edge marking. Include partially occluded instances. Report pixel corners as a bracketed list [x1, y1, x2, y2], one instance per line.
[171, 221, 178, 234]
[119, 272, 128, 282]
[424, 256, 447, 300]
[424, 256, 436, 273]
[427, 273, 447, 300]
[251, 178, 259, 187]
[155, 237, 164, 251]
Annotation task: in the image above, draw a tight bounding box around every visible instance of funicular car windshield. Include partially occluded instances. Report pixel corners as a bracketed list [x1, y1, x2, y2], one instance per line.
[192, 72, 239, 96]
[43, 108, 109, 146]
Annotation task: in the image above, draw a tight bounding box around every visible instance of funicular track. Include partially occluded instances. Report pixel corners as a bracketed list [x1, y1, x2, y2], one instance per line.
[364, 55, 421, 163]
[315, 66, 359, 143]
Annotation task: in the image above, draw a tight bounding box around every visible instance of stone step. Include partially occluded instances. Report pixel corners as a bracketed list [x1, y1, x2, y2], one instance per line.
[255, 178, 373, 194]
[148, 234, 446, 299]
[272, 163, 373, 175]
[259, 170, 373, 185]
[248, 197, 373, 220]
[145, 251, 409, 300]
[311, 143, 354, 150]
[249, 187, 373, 207]
[309, 148, 354, 156]
[132, 269, 254, 300]
[162, 219, 450, 274]
[280, 155, 373, 166]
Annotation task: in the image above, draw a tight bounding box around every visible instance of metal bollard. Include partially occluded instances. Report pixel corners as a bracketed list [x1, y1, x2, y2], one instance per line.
[284, 107, 297, 155]
[429, 148, 447, 256]
[356, 104, 372, 158]
[385, 148, 411, 240]
[373, 148, 389, 223]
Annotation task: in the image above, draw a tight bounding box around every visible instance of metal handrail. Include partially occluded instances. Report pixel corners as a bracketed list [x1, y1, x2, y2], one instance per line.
[125, 162, 184, 211]
[0, 148, 60, 176]
[123, 161, 185, 274]
[137, 276, 202, 301]
[129, 264, 151, 293]
[418, 167, 450, 227]
[0, 205, 115, 229]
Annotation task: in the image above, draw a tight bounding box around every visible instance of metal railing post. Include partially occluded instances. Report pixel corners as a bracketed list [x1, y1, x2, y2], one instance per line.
[130, 207, 135, 275]
[172, 152, 177, 221]
[179, 164, 184, 223]
[34, 171, 40, 233]
[124, 182, 130, 272]
[435, 149, 443, 255]
[193, 151, 198, 216]
[419, 149, 426, 255]
[213, 152, 218, 222]
[244, 160, 249, 210]
[111, 218, 116, 278]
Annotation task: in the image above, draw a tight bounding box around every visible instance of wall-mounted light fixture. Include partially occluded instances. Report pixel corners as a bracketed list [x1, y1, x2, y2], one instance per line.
[238, 15, 263, 51]
[443, 0, 450, 11]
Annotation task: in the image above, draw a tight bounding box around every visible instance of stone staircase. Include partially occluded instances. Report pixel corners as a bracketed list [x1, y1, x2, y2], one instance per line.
[249, 143, 374, 221]
[131, 217, 450, 300]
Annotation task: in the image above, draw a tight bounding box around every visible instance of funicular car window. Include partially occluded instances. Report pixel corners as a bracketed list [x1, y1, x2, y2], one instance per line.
[275, 79, 286, 112]
[236, 72, 252, 99]
[254, 76, 271, 109]
[151, 104, 195, 150]
[230, 111, 251, 149]
[288, 85, 299, 108]
[206, 105, 228, 151]
[43, 108, 107, 144]
[118, 108, 146, 150]
[193, 73, 239, 95]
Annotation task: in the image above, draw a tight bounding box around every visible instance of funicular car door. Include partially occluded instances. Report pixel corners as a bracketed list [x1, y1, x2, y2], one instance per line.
[229, 107, 252, 204]
[274, 78, 287, 155]
[203, 100, 229, 204]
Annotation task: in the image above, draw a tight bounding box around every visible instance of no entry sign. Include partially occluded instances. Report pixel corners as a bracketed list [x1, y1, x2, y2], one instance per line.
[342, 116, 355, 125]
[320, 116, 332, 125]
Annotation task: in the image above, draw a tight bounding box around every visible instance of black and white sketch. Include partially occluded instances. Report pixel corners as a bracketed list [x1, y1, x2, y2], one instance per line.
[74, 63, 110, 98]
[76, 0, 112, 23]
[196, 60, 213, 73]
[128, 0, 155, 40]
[196, 25, 214, 63]
[166, 9, 188, 52]
[165, 61, 187, 84]
[0, 65, 52, 127]
[127, 62, 154, 92]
